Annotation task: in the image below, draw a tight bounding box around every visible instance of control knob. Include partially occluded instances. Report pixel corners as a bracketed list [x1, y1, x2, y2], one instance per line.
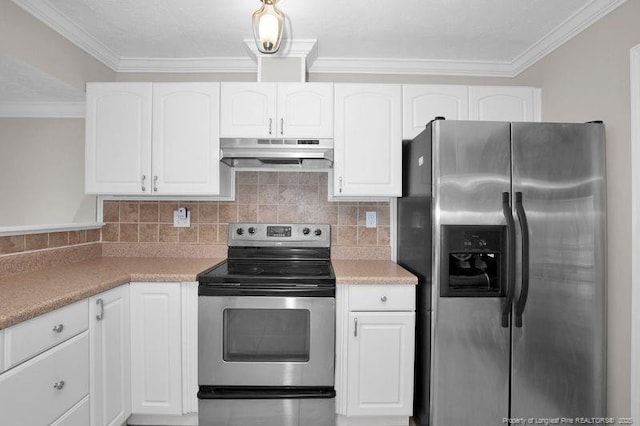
[478, 239, 488, 248]
[314, 229, 322, 236]
[463, 240, 472, 248]
[302, 228, 311, 235]
[236, 228, 244, 235]
[248, 227, 256, 234]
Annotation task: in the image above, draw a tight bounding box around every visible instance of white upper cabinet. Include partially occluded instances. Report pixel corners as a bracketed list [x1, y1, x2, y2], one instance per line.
[152, 83, 223, 195]
[469, 86, 541, 122]
[86, 83, 152, 195]
[334, 84, 402, 198]
[86, 82, 230, 196]
[402, 85, 469, 139]
[276, 83, 334, 138]
[220, 83, 333, 138]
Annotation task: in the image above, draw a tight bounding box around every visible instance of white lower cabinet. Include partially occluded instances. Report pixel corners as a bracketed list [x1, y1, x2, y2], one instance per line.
[52, 396, 91, 426]
[337, 285, 416, 425]
[130, 282, 183, 415]
[90, 285, 131, 426]
[347, 312, 415, 416]
[0, 332, 90, 425]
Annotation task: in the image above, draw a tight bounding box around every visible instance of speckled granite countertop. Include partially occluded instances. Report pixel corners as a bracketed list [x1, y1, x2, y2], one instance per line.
[332, 260, 418, 285]
[0, 258, 416, 330]
[0, 257, 221, 330]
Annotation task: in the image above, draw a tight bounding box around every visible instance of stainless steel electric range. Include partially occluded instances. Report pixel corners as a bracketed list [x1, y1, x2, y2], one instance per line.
[197, 223, 336, 426]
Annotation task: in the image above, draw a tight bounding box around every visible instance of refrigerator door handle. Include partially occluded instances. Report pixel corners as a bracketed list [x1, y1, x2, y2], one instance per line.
[514, 191, 530, 328]
[501, 192, 516, 328]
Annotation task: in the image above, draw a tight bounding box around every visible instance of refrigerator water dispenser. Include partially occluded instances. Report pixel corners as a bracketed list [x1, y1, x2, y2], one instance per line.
[440, 225, 506, 297]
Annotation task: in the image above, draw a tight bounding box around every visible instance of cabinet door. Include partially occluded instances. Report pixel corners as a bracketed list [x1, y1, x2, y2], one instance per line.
[334, 84, 402, 197]
[90, 285, 131, 426]
[347, 312, 415, 416]
[469, 86, 541, 122]
[130, 282, 182, 415]
[402, 85, 469, 139]
[86, 83, 152, 194]
[152, 83, 222, 195]
[277, 83, 333, 138]
[220, 83, 276, 138]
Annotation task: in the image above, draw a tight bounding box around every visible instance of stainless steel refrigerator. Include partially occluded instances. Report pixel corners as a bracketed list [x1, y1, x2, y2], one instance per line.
[397, 119, 606, 425]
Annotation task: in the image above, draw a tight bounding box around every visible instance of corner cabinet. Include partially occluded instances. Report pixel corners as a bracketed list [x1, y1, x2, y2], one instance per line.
[220, 82, 333, 139]
[86, 82, 232, 196]
[333, 84, 402, 198]
[336, 285, 416, 426]
[90, 285, 131, 426]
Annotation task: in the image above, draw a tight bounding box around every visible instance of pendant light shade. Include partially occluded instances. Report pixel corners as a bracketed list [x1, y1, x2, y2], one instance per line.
[252, 0, 285, 54]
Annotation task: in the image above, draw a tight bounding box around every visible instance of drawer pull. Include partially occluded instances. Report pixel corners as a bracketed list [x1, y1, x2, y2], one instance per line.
[380, 296, 388, 302]
[53, 380, 65, 390]
[354, 317, 358, 337]
[52, 324, 64, 333]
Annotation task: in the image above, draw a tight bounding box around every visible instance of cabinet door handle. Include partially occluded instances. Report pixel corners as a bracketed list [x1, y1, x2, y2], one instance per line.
[52, 324, 64, 333]
[141, 174, 146, 192]
[354, 317, 358, 337]
[280, 118, 284, 135]
[96, 298, 104, 321]
[269, 118, 273, 135]
[153, 176, 159, 192]
[339, 176, 343, 194]
[53, 380, 65, 390]
[380, 296, 387, 302]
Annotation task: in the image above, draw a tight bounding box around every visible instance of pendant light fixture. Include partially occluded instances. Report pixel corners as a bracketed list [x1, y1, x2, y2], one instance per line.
[252, 0, 285, 54]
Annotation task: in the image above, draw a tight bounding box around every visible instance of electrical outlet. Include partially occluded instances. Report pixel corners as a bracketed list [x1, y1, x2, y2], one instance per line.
[366, 211, 377, 228]
[173, 208, 191, 228]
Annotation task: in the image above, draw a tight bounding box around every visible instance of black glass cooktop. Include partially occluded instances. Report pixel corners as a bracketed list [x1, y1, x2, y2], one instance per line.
[197, 259, 336, 286]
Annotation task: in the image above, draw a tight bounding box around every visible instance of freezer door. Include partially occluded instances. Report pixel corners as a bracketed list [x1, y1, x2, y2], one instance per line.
[431, 121, 512, 425]
[510, 122, 606, 418]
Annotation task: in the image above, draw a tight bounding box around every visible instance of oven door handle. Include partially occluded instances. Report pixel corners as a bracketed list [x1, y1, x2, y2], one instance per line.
[198, 285, 335, 297]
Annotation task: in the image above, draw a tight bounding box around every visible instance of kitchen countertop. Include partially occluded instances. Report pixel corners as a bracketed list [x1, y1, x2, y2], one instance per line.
[0, 257, 416, 330]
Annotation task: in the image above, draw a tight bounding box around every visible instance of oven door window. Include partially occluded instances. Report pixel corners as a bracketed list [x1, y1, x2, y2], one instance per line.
[223, 308, 311, 362]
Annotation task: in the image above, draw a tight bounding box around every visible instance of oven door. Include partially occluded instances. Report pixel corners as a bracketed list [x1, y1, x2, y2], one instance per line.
[199, 294, 335, 387]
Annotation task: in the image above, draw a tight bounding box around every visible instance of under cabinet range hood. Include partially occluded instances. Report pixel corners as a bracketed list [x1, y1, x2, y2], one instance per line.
[220, 138, 333, 170]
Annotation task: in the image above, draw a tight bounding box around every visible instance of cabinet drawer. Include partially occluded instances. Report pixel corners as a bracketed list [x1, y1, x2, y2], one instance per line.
[0, 332, 90, 425]
[348, 285, 415, 311]
[4, 299, 88, 369]
[51, 395, 90, 426]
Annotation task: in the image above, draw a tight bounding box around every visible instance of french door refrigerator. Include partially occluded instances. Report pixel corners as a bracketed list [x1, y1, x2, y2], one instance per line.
[397, 119, 606, 425]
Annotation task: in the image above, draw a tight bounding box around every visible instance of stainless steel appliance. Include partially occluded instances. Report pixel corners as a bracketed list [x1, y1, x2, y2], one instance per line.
[397, 119, 606, 425]
[197, 223, 336, 426]
[219, 138, 333, 169]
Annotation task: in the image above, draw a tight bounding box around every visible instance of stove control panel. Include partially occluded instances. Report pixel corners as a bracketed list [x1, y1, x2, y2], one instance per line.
[228, 223, 330, 247]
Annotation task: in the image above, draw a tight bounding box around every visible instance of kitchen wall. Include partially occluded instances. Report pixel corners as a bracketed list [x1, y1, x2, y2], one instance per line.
[0, 118, 96, 226]
[101, 171, 391, 260]
[0, 0, 116, 230]
[513, 0, 640, 417]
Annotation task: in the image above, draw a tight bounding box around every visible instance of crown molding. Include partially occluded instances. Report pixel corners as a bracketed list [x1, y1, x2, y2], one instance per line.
[12, 0, 627, 77]
[0, 101, 85, 118]
[309, 57, 516, 77]
[116, 57, 256, 73]
[11, 0, 120, 70]
[509, 0, 628, 75]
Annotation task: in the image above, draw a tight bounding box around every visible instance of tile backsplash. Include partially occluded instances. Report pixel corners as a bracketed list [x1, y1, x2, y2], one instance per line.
[0, 229, 100, 256]
[102, 172, 391, 252]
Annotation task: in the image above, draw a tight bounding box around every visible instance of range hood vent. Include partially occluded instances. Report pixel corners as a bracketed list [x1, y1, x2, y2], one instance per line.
[220, 138, 333, 170]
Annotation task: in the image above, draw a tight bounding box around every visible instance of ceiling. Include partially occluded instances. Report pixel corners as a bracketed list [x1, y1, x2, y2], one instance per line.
[9, 0, 628, 76]
[0, 0, 627, 116]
